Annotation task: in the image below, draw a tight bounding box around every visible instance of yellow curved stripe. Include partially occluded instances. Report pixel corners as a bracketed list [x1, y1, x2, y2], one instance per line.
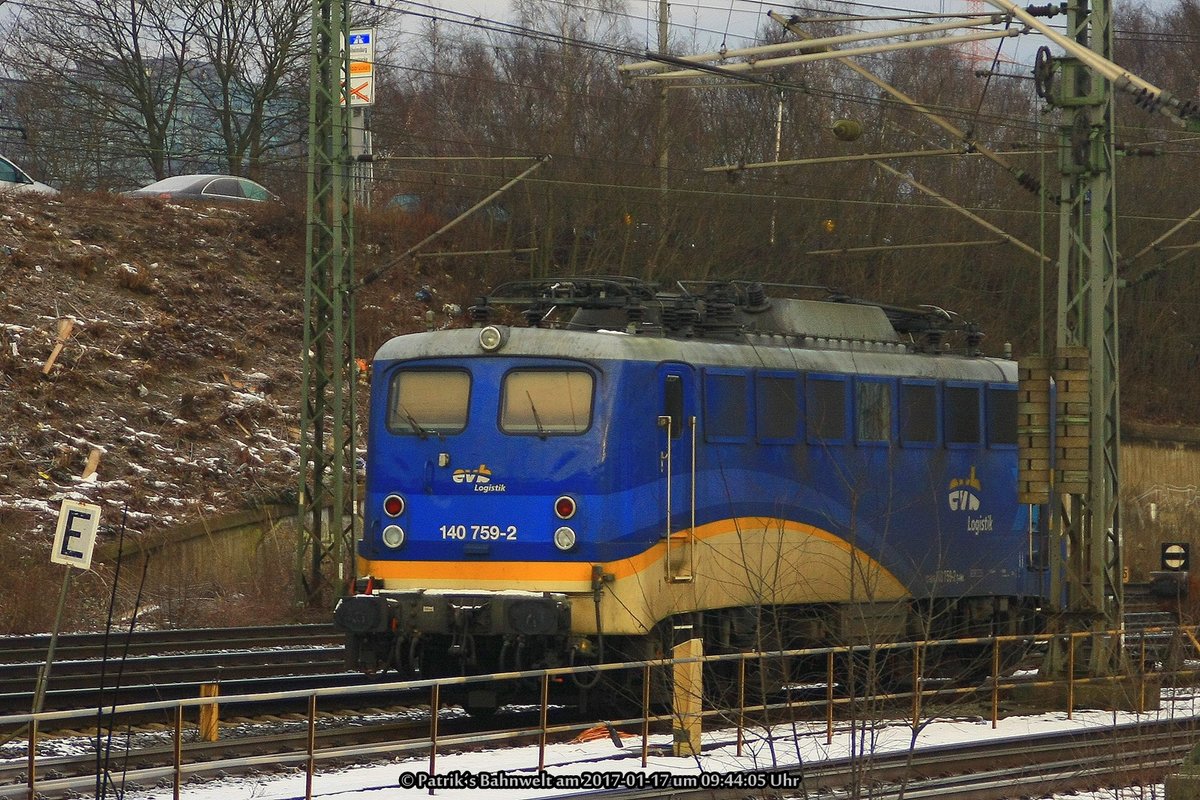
[362, 517, 912, 636]
[361, 517, 893, 585]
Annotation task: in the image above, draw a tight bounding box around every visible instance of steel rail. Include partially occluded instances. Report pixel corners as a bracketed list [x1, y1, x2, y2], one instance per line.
[0, 624, 341, 663]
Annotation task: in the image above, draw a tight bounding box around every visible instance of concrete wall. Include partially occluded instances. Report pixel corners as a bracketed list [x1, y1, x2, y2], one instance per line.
[96, 504, 301, 623]
[1122, 424, 1200, 583]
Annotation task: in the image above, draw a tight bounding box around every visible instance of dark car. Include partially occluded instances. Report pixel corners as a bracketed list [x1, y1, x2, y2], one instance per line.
[125, 174, 278, 203]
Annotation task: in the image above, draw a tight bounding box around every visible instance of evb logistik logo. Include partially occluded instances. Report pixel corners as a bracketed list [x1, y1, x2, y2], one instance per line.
[452, 464, 506, 493]
[948, 466, 992, 533]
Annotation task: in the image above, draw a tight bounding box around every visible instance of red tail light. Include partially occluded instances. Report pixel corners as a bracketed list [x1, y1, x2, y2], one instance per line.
[384, 494, 405, 516]
[555, 495, 577, 520]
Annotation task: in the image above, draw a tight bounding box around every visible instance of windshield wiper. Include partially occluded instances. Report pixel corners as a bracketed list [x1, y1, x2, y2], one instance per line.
[526, 391, 547, 438]
[400, 404, 429, 440]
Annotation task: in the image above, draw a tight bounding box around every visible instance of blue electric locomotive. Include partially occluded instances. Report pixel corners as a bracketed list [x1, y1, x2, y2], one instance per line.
[335, 277, 1046, 708]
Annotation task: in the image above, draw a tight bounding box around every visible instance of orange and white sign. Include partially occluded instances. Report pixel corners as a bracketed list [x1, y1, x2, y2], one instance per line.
[342, 29, 375, 107]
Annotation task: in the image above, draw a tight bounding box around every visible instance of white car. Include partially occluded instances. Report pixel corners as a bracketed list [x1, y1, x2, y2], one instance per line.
[0, 154, 57, 195]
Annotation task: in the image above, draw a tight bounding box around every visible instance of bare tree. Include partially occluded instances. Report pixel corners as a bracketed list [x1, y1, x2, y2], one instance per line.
[2, 0, 201, 183]
[187, 0, 312, 177]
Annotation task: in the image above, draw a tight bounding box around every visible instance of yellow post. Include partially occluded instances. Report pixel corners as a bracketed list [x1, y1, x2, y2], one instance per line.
[672, 638, 703, 758]
[199, 683, 220, 742]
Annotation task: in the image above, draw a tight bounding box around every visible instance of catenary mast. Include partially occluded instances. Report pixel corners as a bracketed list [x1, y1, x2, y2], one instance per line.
[298, 0, 357, 605]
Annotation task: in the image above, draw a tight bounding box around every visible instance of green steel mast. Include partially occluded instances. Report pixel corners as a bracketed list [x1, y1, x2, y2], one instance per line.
[1050, 0, 1124, 674]
[299, 0, 357, 605]
[1018, 0, 1125, 676]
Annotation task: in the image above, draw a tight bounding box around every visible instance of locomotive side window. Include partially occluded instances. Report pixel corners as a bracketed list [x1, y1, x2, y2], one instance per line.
[756, 371, 800, 442]
[703, 369, 750, 441]
[945, 383, 982, 446]
[987, 385, 1018, 446]
[807, 375, 848, 443]
[501, 369, 593, 434]
[900, 380, 938, 445]
[389, 370, 470, 435]
[855, 378, 893, 444]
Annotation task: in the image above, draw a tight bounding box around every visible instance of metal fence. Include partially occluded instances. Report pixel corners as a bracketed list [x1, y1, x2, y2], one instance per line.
[2, 624, 1193, 800]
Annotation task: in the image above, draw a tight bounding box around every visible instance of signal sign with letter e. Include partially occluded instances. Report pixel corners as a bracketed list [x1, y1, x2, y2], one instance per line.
[1162, 542, 1189, 571]
[51, 499, 101, 569]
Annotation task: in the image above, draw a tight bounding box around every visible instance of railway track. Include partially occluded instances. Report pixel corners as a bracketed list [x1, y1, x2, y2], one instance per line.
[0, 700, 579, 798]
[0, 624, 343, 663]
[0, 624, 351, 717]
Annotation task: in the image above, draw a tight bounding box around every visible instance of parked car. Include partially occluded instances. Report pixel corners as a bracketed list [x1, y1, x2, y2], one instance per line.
[124, 174, 278, 203]
[0, 154, 57, 195]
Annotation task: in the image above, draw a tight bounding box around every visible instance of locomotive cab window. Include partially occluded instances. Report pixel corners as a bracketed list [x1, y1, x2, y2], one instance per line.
[389, 370, 470, 436]
[945, 383, 982, 446]
[987, 385, 1018, 447]
[855, 378, 894, 444]
[900, 380, 938, 446]
[501, 369, 593, 435]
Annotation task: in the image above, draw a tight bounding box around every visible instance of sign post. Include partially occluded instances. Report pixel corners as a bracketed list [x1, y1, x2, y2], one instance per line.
[344, 28, 376, 208]
[343, 29, 375, 108]
[32, 500, 101, 715]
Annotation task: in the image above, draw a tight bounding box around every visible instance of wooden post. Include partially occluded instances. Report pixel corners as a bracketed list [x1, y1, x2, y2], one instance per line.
[672, 638, 702, 758]
[199, 683, 219, 742]
[81, 449, 102, 480]
[42, 319, 75, 375]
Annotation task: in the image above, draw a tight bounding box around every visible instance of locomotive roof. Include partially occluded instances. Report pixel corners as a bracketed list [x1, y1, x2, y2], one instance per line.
[569, 296, 903, 343]
[374, 326, 1016, 383]
[376, 278, 1011, 380]
[470, 277, 982, 348]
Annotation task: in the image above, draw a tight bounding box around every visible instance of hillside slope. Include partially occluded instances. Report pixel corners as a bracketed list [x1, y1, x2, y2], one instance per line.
[0, 194, 315, 536]
[0, 192, 466, 574]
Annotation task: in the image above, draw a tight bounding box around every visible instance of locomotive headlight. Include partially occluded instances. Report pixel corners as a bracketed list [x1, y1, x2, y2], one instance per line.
[553, 526, 577, 551]
[383, 494, 405, 517]
[381, 525, 406, 549]
[478, 325, 507, 352]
